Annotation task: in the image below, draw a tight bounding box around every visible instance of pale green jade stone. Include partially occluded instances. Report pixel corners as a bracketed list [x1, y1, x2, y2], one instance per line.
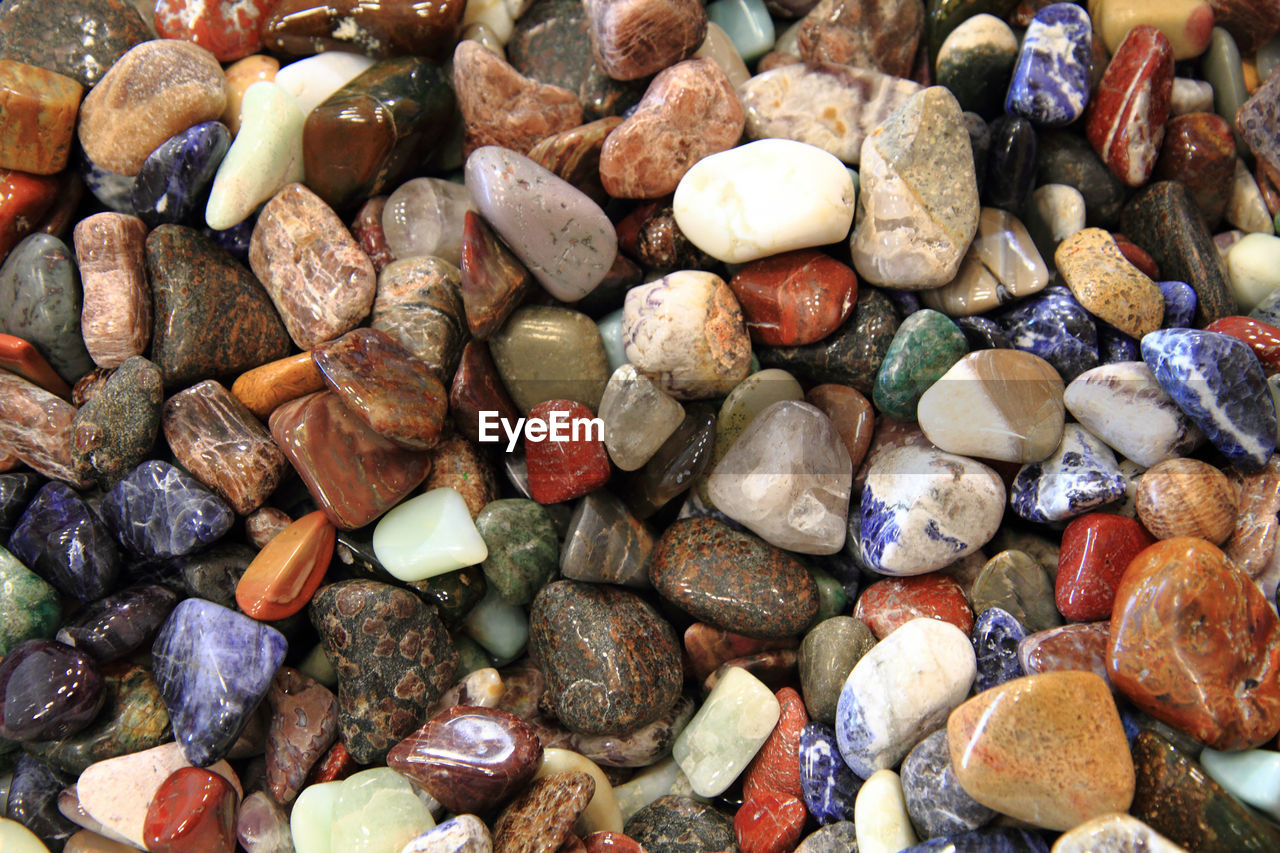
[372, 488, 489, 582]
[597, 309, 629, 371]
[613, 757, 704, 823]
[330, 769, 435, 853]
[1201, 747, 1280, 820]
[298, 643, 338, 689]
[0, 819, 50, 853]
[672, 666, 780, 797]
[462, 585, 529, 663]
[290, 780, 343, 853]
[205, 81, 305, 231]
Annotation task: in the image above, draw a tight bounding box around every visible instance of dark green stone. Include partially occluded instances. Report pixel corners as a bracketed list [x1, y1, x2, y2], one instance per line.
[0, 546, 60, 658]
[70, 355, 163, 488]
[0, 0, 149, 87]
[872, 308, 967, 421]
[970, 550, 1062, 633]
[936, 34, 1017, 118]
[476, 499, 560, 606]
[0, 233, 93, 383]
[926, 0, 1020, 62]
[809, 566, 848, 625]
[409, 566, 487, 625]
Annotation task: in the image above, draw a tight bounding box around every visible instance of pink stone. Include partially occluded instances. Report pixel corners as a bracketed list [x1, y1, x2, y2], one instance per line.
[74, 213, 152, 369]
[584, 0, 708, 80]
[1019, 622, 1112, 686]
[0, 370, 89, 487]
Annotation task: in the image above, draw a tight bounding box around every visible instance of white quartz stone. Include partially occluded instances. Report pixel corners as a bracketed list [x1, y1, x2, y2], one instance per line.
[373, 488, 488, 582]
[534, 748, 624, 835]
[275, 52, 377, 117]
[1064, 361, 1204, 467]
[1027, 184, 1087, 267]
[836, 618, 976, 778]
[672, 139, 856, 264]
[1200, 747, 1280, 821]
[0, 819, 50, 853]
[205, 82, 305, 231]
[1227, 158, 1275, 235]
[673, 666, 781, 797]
[599, 364, 685, 471]
[854, 770, 918, 853]
[1051, 813, 1186, 853]
[1226, 232, 1280, 312]
[1170, 77, 1215, 115]
[382, 178, 474, 267]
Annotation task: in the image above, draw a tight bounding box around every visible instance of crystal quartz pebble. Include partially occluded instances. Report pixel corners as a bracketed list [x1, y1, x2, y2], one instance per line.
[236, 511, 336, 621]
[101, 460, 233, 558]
[672, 139, 855, 264]
[1056, 229, 1165, 338]
[585, 0, 707, 79]
[1063, 361, 1204, 467]
[859, 445, 1005, 576]
[673, 666, 780, 797]
[1084, 26, 1174, 187]
[1141, 327, 1277, 471]
[1011, 423, 1127, 523]
[1005, 3, 1093, 127]
[921, 208, 1049, 317]
[465, 146, 617, 302]
[707, 400, 851, 554]
[372, 488, 488, 582]
[836, 618, 975, 779]
[383, 178, 473, 268]
[947, 672, 1134, 831]
[1136, 457, 1239, 544]
[204, 81, 305, 230]
[599, 365, 685, 471]
[73, 213, 151, 369]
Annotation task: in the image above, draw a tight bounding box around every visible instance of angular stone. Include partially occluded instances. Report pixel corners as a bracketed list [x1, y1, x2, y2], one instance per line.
[1063, 361, 1204, 467]
[525, 399, 612, 505]
[70, 355, 164, 489]
[371, 256, 468, 380]
[493, 771, 594, 853]
[372, 488, 488, 582]
[236, 510, 336, 622]
[922, 208, 1050, 318]
[231, 352, 326, 421]
[451, 344, 522, 446]
[796, 0, 923, 77]
[9, 481, 120, 601]
[453, 40, 581, 156]
[1011, 423, 1127, 523]
[310, 580, 458, 764]
[598, 365, 684, 472]
[0, 546, 59, 657]
[0, 59, 81, 176]
[262, 667, 338, 804]
[459, 211, 533, 340]
[854, 574, 974, 639]
[0, 233, 92, 384]
[102, 460, 233, 558]
[1005, 3, 1093, 127]
[584, 0, 707, 79]
[674, 666, 780, 797]
[1136, 457, 1239, 544]
[143, 766, 238, 853]
[0, 639, 103, 741]
[73, 213, 151, 369]
[560, 490, 654, 588]
[729, 250, 857, 349]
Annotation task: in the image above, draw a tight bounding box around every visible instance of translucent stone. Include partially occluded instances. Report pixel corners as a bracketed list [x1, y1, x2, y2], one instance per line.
[673, 666, 780, 797]
[383, 178, 474, 267]
[291, 781, 342, 853]
[854, 769, 917, 853]
[330, 769, 435, 853]
[463, 585, 529, 663]
[560, 491, 654, 588]
[372, 488, 488, 582]
[596, 310, 628, 371]
[599, 365, 685, 471]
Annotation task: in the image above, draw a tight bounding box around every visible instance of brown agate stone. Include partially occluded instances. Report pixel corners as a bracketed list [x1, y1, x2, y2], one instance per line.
[350, 196, 397, 273]
[74, 213, 152, 369]
[1152, 113, 1235, 230]
[450, 341, 522, 445]
[0, 370, 87, 487]
[797, 0, 924, 77]
[527, 117, 622, 207]
[493, 772, 595, 853]
[805, 384, 874, 470]
[458, 211, 532, 340]
[261, 0, 465, 61]
[370, 256, 469, 381]
[452, 40, 582, 156]
[584, 0, 707, 80]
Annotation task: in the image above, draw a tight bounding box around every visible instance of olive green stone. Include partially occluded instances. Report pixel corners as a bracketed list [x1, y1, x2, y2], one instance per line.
[476, 499, 560, 606]
[970, 549, 1062, 633]
[872, 308, 968, 422]
[990, 526, 1060, 580]
[489, 305, 612, 413]
[798, 616, 876, 726]
[809, 567, 848, 625]
[0, 546, 60, 657]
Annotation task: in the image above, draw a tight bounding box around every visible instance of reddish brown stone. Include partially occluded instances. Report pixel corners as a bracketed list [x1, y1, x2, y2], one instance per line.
[805, 384, 874, 470]
[1055, 513, 1156, 622]
[304, 740, 357, 786]
[742, 686, 807, 802]
[525, 399, 612, 505]
[453, 40, 582, 156]
[459, 211, 533, 340]
[797, 0, 924, 78]
[0, 169, 60, 262]
[0, 59, 82, 175]
[425, 433, 499, 517]
[703, 649, 798, 694]
[74, 213, 151, 369]
[583, 833, 645, 853]
[450, 341, 523, 445]
[261, 0, 464, 60]
[729, 250, 858, 346]
[1206, 315, 1280, 375]
[599, 58, 744, 199]
[733, 791, 806, 853]
[143, 767, 238, 853]
[493, 772, 595, 853]
[1108, 537, 1280, 750]
[370, 256, 468, 381]
[853, 573, 975, 639]
[1084, 26, 1173, 187]
[584, 0, 707, 80]
[632, 206, 713, 270]
[245, 506, 292, 549]
[0, 370, 88, 486]
[71, 366, 114, 406]
[269, 390, 431, 529]
[1211, 0, 1280, 51]
[350, 196, 396, 273]
[1225, 456, 1280, 580]
[1111, 233, 1160, 280]
[1020, 622, 1112, 685]
[236, 510, 335, 621]
[0, 333, 71, 399]
[1152, 113, 1236, 230]
[683, 623, 798, 683]
[527, 117, 622, 207]
[312, 327, 448, 451]
[262, 667, 339, 803]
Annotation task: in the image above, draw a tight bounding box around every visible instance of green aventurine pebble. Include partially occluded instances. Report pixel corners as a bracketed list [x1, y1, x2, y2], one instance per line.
[476, 499, 560, 606]
[0, 546, 61, 657]
[872, 308, 968, 421]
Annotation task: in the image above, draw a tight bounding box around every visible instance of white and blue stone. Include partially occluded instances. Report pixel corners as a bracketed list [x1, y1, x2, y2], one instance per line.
[799, 722, 862, 825]
[1010, 423, 1126, 522]
[79, 152, 135, 214]
[1141, 328, 1277, 472]
[971, 607, 1027, 693]
[1004, 2, 1093, 127]
[998, 286, 1098, 383]
[7, 482, 121, 602]
[1160, 280, 1197, 328]
[101, 460, 234, 558]
[131, 121, 231, 229]
[900, 827, 1050, 852]
[1097, 320, 1140, 364]
[899, 729, 996, 839]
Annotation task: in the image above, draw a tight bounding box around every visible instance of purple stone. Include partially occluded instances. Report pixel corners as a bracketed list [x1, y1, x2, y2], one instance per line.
[7, 754, 77, 850]
[1098, 320, 1140, 364]
[131, 121, 231, 228]
[0, 640, 104, 741]
[151, 598, 287, 766]
[0, 472, 41, 542]
[204, 217, 255, 263]
[55, 584, 181, 662]
[1161, 280, 1197, 328]
[972, 607, 1026, 693]
[799, 722, 862, 825]
[7, 481, 120, 601]
[900, 728, 996, 838]
[101, 460, 234, 558]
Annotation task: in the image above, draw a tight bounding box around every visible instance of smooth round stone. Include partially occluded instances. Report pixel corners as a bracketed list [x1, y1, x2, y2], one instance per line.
[1027, 183, 1087, 265]
[204, 82, 304, 231]
[859, 445, 1005, 577]
[971, 550, 1061, 634]
[701, 369, 804, 502]
[131, 121, 229, 228]
[0, 640, 104, 741]
[1005, 4, 1093, 126]
[854, 769, 917, 853]
[758, 288, 898, 395]
[921, 207, 1051, 318]
[1226, 233, 1280, 312]
[235, 510, 334, 621]
[1010, 423, 1127, 523]
[489, 305, 612, 413]
[624, 796, 734, 853]
[836, 618, 976, 778]
[1199, 747, 1280, 821]
[673, 138, 855, 264]
[1051, 813, 1185, 853]
[1020, 622, 1112, 685]
[1055, 513, 1155, 623]
[290, 780, 341, 853]
[1056, 228, 1165, 338]
[330, 768, 436, 853]
[0, 233, 93, 384]
[399, 815, 492, 853]
[0, 818, 52, 852]
[936, 14, 1018, 118]
[853, 574, 974, 640]
[621, 270, 752, 401]
[917, 349, 1065, 464]
[948, 672, 1134, 832]
[143, 766, 237, 853]
[1064, 361, 1204, 467]
[673, 666, 780, 797]
[473, 499, 558, 606]
[1158, 280, 1197, 327]
[1109, 537, 1280, 750]
[599, 364, 685, 471]
[900, 728, 996, 839]
[872, 309, 967, 422]
[383, 178, 473, 268]
[372, 488, 488, 583]
[1135, 458, 1238, 544]
[275, 52, 376, 117]
[728, 250, 857, 347]
[798, 617, 876, 726]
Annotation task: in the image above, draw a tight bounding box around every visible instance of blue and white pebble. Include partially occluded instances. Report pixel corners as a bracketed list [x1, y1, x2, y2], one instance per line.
[131, 121, 230, 228]
[971, 607, 1027, 693]
[900, 827, 1050, 853]
[1011, 423, 1127, 522]
[899, 729, 996, 840]
[1141, 328, 1277, 472]
[836, 618, 975, 779]
[999, 286, 1099, 383]
[799, 722, 862, 825]
[1160, 280, 1197, 327]
[1005, 2, 1094, 127]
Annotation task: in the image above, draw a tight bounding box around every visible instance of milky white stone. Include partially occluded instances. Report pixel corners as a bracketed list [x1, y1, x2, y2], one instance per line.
[599, 364, 685, 471]
[672, 139, 855, 263]
[836, 618, 976, 778]
[673, 666, 780, 797]
[382, 177, 474, 267]
[534, 748, 623, 834]
[1064, 361, 1204, 467]
[1170, 76, 1215, 115]
[1051, 813, 1186, 853]
[275, 52, 376, 116]
[1201, 747, 1280, 821]
[1028, 183, 1087, 265]
[1226, 232, 1280, 312]
[0, 819, 49, 853]
[292, 781, 343, 853]
[1227, 158, 1275, 235]
[372, 488, 488, 582]
[205, 82, 305, 230]
[854, 769, 918, 853]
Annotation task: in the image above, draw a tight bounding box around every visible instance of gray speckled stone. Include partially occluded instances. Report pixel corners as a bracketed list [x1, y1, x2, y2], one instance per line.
[796, 821, 860, 853]
[70, 356, 164, 488]
[799, 616, 877, 725]
[970, 550, 1062, 634]
[624, 795, 735, 853]
[0, 233, 93, 383]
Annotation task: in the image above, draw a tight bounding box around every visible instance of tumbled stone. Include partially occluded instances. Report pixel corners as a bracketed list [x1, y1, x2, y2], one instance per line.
[101, 460, 233, 558]
[1084, 26, 1174, 187]
[236, 510, 335, 622]
[0, 334, 71, 404]
[0, 60, 79, 176]
[329, 767, 438, 852]
[1010, 423, 1127, 523]
[1063, 361, 1204, 467]
[489, 305, 611, 414]
[0, 547, 59, 657]
[794, 822, 860, 853]
[0, 233, 92, 384]
[0, 639, 103, 741]
[384, 178, 472, 270]
[425, 436, 499, 517]
[475, 499, 559, 605]
[1056, 229, 1164, 338]
[674, 666, 780, 797]
[8, 481, 120, 601]
[459, 211, 532, 339]
[798, 617, 876, 726]
[796, 0, 922, 77]
[873, 309, 967, 421]
[70, 355, 164, 489]
[153, 0, 274, 61]
[855, 573, 972, 640]
[1239, 57, 1280, 181]
[131, 121, 231, 229]
[235, 790, 293, 853]
[1153, 113, 1236, 230]
[624, 797, 735, 853]
[970, 550, 1060, 633]
[524, 399, 612, 505]
[934, 14, 1017, 118]
[0, 0, 149, 89]
[55, 584, 179, 664]
[493, 771, 594, 852]
[922, 208, 1050, 318]
[1055, 513, 1155, 622]
[900, 728, 996, 840]
[735, 790, 806, 853]
[143, 766, 238, 853]
[971, 607, 1027, 693]
[231, 353, 326, 421]
[371, 256, 468, 380]
[798, 722, 861, 825]
[598, 365, 684, 472]
[728, 250, 857, 349]
[1136, 458, 1238, 544]
[1005, 3, 1093, 127]
[73, 213, 151, 369]
[584, 0, 706, 79]
[1052, 813, 1185, 853]
[453, 40, 581, 155]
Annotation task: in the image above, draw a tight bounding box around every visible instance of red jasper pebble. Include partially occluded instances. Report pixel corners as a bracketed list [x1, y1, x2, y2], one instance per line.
[154, 0, 276, 62]
[525, 399, 611, 504]
[853, 573, 974, 639]
[742, 687, 807, 802]
[1084, 25, 1174, 188]
[728, 249, 857, 346]
[1111, 233, 1160, 280]
[0, 169, 60, 260]
[734, 790, 806, 853]
[143, 766, 238, 853]
[305, 740, 357, 786]
[1206, 316, 1280, 374]
[1056, 513, 1157, 622]
[583, 832, 647, 853]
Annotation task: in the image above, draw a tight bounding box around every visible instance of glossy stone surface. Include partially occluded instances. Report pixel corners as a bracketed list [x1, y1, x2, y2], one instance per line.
[0, 546, 59, 657]
[674, 666, 780, 797]
[585, 0, 706, 79]
[131, 121, 230, 229]
[310, 580, 458, 764]
[1010, 423, 1127, 523]
[8, 480, 118, 603]
[142, 766, 238, 853]
[72, 213, 150, 372]
[922, 208, 1049, 318]
[6, 753, 76, 850]
[259, 668, 337, 804]
[236, 511, 335, 622]
[798, 722, 860, 825]
[798, 617, 876, 727]
[0, 233, 92, 384]
[1054, 513, 1153, 622]
[370, 256, 468, 381]
[56, 584, 179, 663]
[873, 309, 967, 421]
[101, 460, 233, 558]
[735, 790, 806, 853]
[1005, 3, 1093, 126]
[329, 767, 438, 852]
[231, 352, 326, 421]
[493, 771, 594, 852]
[900, 727, 995, 839]
[728, 251, 857, 349]
[530, 580, 682, 735]
[998, 286, 1099, 383]
[0, 639, 102, 741]
[475, 500, 558, 605]
[459, 211, 532, 340]
[1136, 458, 1238, 544]
[1063, 360, 1203, 467]
[524, 399, 612, 505]
[1084, 26, 1173, 187]
[854, 574, 974, 639]
[372, 488, 488, 582]
[598, 365, 684, 473]
[152, 598, 286, 766]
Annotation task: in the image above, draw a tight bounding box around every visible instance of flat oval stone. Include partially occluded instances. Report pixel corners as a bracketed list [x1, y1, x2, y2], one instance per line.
[1057, 228, 1165, 338]
[1005, 3, 1093, 127]
[143, 766, 237, 853]
[1108, 537, 1280, 750]
[1010, 423, 1127, 523]
[1063, 361, 1204, 467]
[650, 517, 819, 638]
[674, 666, 780, 797]
[585, 0, 707, 79]
[465, 146, 616, 302]
[673, 138, 856, 264]
[798, 617, 876, 726]
[971, 550, 1060, 634]
[853, 574, 974, 639]
[530, 580, 682, 735]
[947, 671, 1134, 831]
[231, 353, 327, 421]
[836, 618, 975, 778]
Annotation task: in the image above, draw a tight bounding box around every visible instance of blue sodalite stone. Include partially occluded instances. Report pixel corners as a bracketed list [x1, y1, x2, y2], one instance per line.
[7, 753, 76, 849]
[983, 115, 1037, 215]
[0, 473, 41, 542]
[1011, 424, 1126, 522]
[1005, 2, 1093, 127]
[7, 482, 120, 601]
[884, 290, 923, 320]
[901, 827, 1051, 853]
[151, 598, 287, 766]
[972, 607, 1027, 693]
[204, 217, 255, 263]
[999, 286, 1098, 383]
[955, 316, 1012, 351]
[1161, 280, 1197, 328]
[799, 723, 862, 824]
[900, 729, 996, 839]
[1097, 320, 1140, 364]
[80, 152, 135, 214]
[101, 460, 233, 558]
[1141, 328, 1277, 472]
[131, 121, 231, 228]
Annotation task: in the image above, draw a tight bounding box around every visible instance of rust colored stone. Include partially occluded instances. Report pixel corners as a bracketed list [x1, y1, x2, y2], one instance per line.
[425, 433, 499, 518]
[742, 686, 807, 802]
[0, 59, 82, 174]
[729, 250, 858, 346]
[231, 353, 327, 421]
[1152, 113, 1236, 230]
[236, 510, 336, 621]
[453, 40, 582, 156]
[71, 367, 114, 406]
[0, 169, 60, 262]
[0, 333, 71, 399]
[797, 0, 924, 78]
[493, 772, 595, 853]
[450, 340, 522, 445]
[350, 195, 397, 273]
[74, 213, 152, 369]
[459, 211, 533, 340]
[584, 0, 707, 80]
[806, 384, 874, 470]
[683, 624, 797, 683]
[1225, 455, 1280, 579]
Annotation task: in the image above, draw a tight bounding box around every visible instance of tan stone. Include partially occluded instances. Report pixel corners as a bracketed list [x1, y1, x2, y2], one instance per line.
[922, 208, 1050, 317]
[585, 0, 707, 81]
[452, 40, 582, 156]
[1056, 227, 1164, 338]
